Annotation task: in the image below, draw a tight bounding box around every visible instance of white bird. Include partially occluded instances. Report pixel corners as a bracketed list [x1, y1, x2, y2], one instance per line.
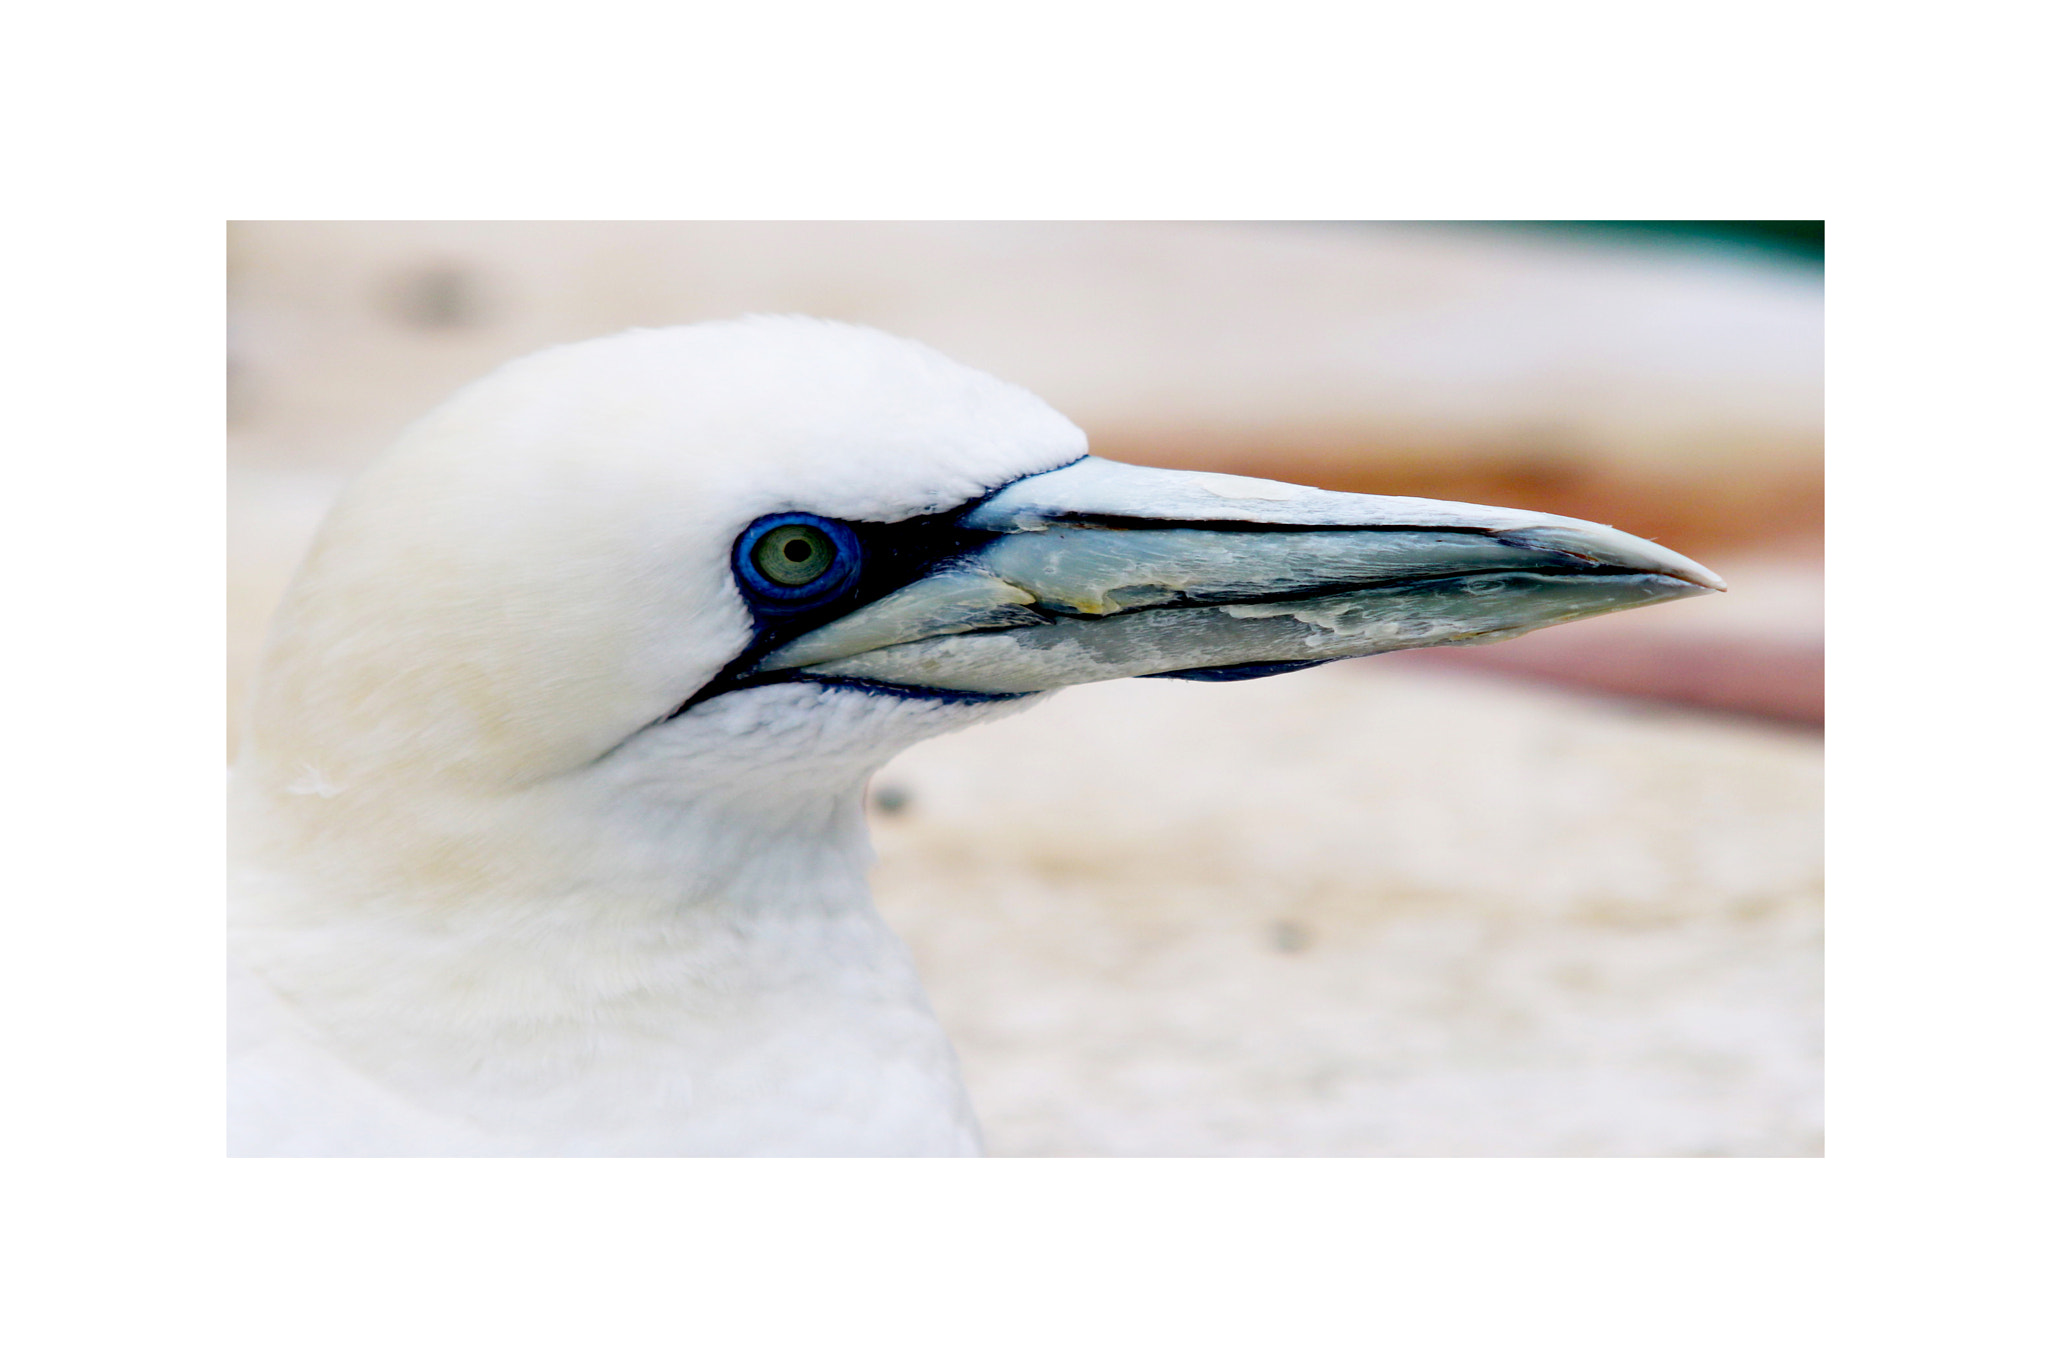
[229, 317, 1722, 1156]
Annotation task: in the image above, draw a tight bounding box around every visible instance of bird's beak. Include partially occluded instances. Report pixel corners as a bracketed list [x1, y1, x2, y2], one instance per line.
[752, 457, 1724, 695]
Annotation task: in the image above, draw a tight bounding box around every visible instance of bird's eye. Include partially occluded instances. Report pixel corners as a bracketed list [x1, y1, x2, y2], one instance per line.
[734, 514, 861, 610]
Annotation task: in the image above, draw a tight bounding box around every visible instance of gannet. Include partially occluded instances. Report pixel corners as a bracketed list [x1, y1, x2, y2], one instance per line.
[228, 317, 1722, 1156]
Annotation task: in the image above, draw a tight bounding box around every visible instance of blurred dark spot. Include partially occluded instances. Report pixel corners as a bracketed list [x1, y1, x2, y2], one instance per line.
[387, 263, 487, 329]
[1733, 894, 1779, 922]
[226, 355, 254, 426]
[871, 783, 912, 817]
[1270, 921, 1312, 954]
[1553, 962, 1598, 991]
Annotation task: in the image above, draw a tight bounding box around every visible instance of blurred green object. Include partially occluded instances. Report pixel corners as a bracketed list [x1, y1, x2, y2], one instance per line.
[1481, 220, 1824, 265]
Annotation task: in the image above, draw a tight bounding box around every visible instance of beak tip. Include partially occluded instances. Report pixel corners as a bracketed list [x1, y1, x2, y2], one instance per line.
[1676, 565, 1728, 594]
[1507, 522, 1725, 596]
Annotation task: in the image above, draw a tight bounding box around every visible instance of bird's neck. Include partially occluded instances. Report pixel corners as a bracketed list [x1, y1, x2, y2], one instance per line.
[229, 768, 981, 1153]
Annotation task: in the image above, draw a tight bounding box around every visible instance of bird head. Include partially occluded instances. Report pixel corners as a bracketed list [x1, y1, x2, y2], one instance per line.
[239, 317, 1720, 894]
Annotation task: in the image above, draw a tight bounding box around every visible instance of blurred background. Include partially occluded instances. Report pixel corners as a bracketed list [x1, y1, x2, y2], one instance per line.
[226, 222, 1822, 1156]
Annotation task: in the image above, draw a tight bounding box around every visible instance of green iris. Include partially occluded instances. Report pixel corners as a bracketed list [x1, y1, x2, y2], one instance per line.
[752, 524, 837, 587]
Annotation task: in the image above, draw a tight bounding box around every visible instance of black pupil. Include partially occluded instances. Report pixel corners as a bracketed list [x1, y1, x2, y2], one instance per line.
[785, 540, 813, 563]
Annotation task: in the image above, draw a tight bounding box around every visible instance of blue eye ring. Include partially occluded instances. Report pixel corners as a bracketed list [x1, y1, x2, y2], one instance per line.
[734, 513, 862, 612]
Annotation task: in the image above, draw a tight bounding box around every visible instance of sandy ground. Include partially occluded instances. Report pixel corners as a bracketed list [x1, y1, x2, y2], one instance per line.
[870, 665, 1820, 1156]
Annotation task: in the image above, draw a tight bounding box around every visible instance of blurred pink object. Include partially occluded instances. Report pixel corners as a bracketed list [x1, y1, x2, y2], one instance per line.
[1385, 553, 1822, 727]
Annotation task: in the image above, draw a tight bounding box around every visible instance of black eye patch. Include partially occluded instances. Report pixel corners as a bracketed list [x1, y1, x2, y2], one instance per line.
[669, 508, 1003, 718]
